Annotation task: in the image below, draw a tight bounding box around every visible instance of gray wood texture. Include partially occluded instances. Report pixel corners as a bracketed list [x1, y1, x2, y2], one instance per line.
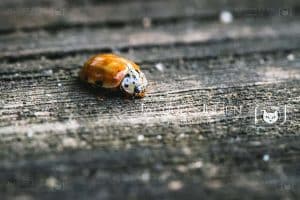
[0, 0, 299, 199]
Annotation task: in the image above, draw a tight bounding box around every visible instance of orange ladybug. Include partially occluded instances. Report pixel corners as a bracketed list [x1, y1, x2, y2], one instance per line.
[79, 54, 148, 98]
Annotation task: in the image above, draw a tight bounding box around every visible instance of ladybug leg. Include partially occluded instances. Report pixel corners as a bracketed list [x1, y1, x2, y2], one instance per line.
[95, 80, 103, 87]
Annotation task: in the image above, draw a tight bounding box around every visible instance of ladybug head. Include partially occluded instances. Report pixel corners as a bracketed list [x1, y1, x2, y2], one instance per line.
[121, 69, 148, 98]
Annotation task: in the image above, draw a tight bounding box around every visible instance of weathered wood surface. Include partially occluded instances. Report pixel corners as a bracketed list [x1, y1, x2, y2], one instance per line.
[0, 0, 300, 199]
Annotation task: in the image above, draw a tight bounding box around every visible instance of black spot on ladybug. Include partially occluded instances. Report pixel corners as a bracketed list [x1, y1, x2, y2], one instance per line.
[134, 86, 141, 93]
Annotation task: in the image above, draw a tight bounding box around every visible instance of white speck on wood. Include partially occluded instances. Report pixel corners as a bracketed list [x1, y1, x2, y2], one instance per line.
[287, 54, 295, 61]
[220, 11, 233, 24]
[168, 180, 183, 191]
[155, 63, 165, 72]
[189, 160, 203, 169]
[62, 137, 78, 148]
[263, 154, 270, 162]
[137, 134, 144, 141]
[45, 176, 59, 189]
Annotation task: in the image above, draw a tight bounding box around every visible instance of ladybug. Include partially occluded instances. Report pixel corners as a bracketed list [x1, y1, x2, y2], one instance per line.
[79, 54, 148, 98]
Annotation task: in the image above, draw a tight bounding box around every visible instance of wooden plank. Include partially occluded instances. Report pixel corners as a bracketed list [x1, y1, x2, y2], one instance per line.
[0, 38, 299, 149]
[0, 0, 300, 199]
[0, 135, 299, 199]
[1, 34, 300, 72]
[0, 0, 298, 33]
[1, 17, 300, 61]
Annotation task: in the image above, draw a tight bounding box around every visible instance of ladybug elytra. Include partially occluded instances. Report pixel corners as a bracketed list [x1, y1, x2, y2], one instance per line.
[79, 54, 148, 98]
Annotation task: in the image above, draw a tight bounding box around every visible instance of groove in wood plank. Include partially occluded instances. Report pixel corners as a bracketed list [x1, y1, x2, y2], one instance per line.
[1, 35, 300, 75]
[1, 17, 300, 61]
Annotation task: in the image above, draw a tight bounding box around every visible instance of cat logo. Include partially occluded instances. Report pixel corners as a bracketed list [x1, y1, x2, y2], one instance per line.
[254, 105, 287, 125]
[262, 110, 279, 124]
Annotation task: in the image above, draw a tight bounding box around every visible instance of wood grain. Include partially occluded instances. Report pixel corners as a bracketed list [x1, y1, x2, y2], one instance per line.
[0, 0, 299, 199]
